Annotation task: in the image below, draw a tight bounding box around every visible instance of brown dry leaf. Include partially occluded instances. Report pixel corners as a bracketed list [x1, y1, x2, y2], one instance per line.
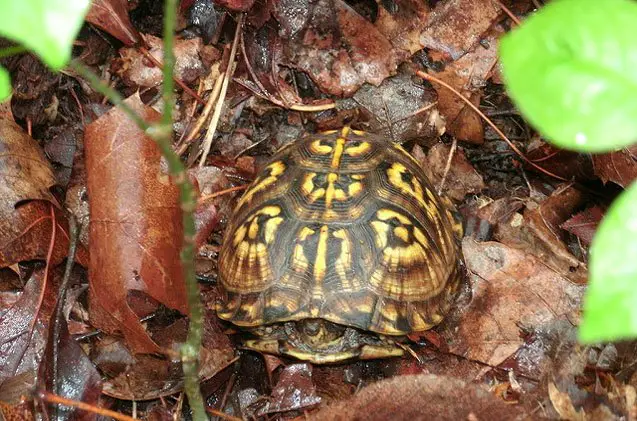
[498, 184, 588, 284]
[115, 35, 209, 88]
[85, 94, 187, 354]
[214, 0, 255, 12]
[0, 270, 59, 394]
[101, 311, 234, 400]
[259, 364, 321, 415]
[0, 399, 34, 421]
[86, 0, 141, 46]
[428, 30, 500, 144]
[425, 143, 485, 201]
[275, 0, 400, 96]
[346, 71, 442, 142]
[561, 206, 604, 247]
[307, 374, 526, 420]
[591, 146, 637, 188]
[374, 0, 430, 56]
[420, 0, 501, 60]
[548, 382, 586, 421]
[526, 139, 595, 181]
[0, 119, 88, 268]
[442, 238, 584, 367]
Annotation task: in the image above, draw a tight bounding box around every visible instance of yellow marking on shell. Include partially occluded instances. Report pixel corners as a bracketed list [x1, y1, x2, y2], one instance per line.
[237, 161, 285, 209]
[345, 141, 371, 156]
[301, 173, 316, 196]
[348, 181, 362, 197]
[324, 173, 338, 208]
[310, 139, 332, 155]
[332, 229, 356, 290]
[371, 220, 388, 248]
[376, 208, 412, 225]
[263, 217, 283, 244]
[394, 226, 409, 242]
[320, 129, 339, 135]
[331, 137, 346, 169]
[309, 188, 325, 203]
[351, 128, 365, 136]
[393, 143, 422, 167]
[313, 225, 330, 282]
[431, 313, 443, 324]
[240, 302, 260, 320]
[340, 126, 351, 137]
[233, 224, 247, 247]
[248, 218, 259, 240]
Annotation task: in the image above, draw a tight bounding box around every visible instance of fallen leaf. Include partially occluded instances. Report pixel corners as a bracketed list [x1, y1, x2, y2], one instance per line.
[374, 0, 431, 55]
[560, 206, 604, 246]
[591, 146, 637, 188]
[115, 35, 209, 88]
[424, 143, 485, 201]
[307, 374, 526, 420]
[274, 0, 400, 96]
[86, 0, 141, 46]
[346, 71, 442, 142]
[419, 0, 501, 60]
[259, 364, 321, 415]
[84, 94, 187, 354]
[548, 382, 586, 421]
[442, 238, 585, 367]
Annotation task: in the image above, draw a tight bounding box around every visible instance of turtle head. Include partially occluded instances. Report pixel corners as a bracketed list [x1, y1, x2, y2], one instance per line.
[243, 319, 404, 364]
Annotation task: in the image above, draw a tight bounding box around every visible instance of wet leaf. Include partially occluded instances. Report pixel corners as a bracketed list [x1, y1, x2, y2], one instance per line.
[308, 374, 526, 420]
[591, 146, 637, 188]
[86, 0, 141, 46]
[84, 94, 187, 354]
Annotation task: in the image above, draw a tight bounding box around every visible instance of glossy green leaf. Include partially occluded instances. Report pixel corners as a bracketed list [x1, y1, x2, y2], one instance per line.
[0, 67, 10, 102]
[579, 181, 637, 343]
[499, 0, 637, 153]
[0, 0, 90, 69]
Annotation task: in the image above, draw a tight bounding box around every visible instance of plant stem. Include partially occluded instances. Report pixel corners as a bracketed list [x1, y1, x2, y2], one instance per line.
[160, 1, 207, 419]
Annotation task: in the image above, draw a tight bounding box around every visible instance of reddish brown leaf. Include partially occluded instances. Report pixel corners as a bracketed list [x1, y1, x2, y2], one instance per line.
[561, 206, 604, 246]
[85, 94, 187, 354]
[591, 146, 637, 188]
[374, 0, 431, 55]
[526, 139, 595, 181]
[428, 29, 501, 144]
[424, 143, 485, 201]
[441, 239, 585, 367]
[85, 0, 141, 46]
[0, 270, 59, 390]
[275, 0, 400, 96]
[500, 184, 588, 283]
[349, 71, 441, 143]
[214, 0, 255, 12]
[114, 35, 209, 89]
[37, 297, 102, 420]
[260, 364, 321, 415]
[0, 119, 87, 268]
[420, 0, 501, 60]
[308, 374, 526, 420]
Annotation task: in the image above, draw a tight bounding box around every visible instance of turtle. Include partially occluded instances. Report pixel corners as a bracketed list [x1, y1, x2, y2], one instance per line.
[216, 127, 463, 364]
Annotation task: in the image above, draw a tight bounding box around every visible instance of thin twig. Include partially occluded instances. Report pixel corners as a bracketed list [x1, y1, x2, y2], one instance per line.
[178, 69, 225, 156]
[38, 391, 137, 421]
[70, 61, 150, 132]
[438, 137, 458, 195]
[416, 70, 567, 182]
[139, 46, 205, 105]
[198, 185, 248, 204]
[494, 0, 521, 25]
[199, 14, 244, 167]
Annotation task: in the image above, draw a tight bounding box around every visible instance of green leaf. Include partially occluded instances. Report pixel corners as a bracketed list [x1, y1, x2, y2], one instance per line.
[499, 0, 637, 153]
[0, 0, 90, 70]
[0, 67, 10, 102]
[579, 181, 637, 343]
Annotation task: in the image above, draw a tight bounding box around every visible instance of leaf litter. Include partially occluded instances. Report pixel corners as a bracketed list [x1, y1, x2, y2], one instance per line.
[0, 0, 636, 419]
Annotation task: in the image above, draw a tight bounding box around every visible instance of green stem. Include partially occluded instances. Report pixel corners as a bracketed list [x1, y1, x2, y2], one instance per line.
[69, 61, 150, 132]
[160, 0, 207, 419]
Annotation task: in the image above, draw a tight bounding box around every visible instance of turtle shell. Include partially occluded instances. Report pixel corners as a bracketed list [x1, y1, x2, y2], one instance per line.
[217, 127, 462, 336]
